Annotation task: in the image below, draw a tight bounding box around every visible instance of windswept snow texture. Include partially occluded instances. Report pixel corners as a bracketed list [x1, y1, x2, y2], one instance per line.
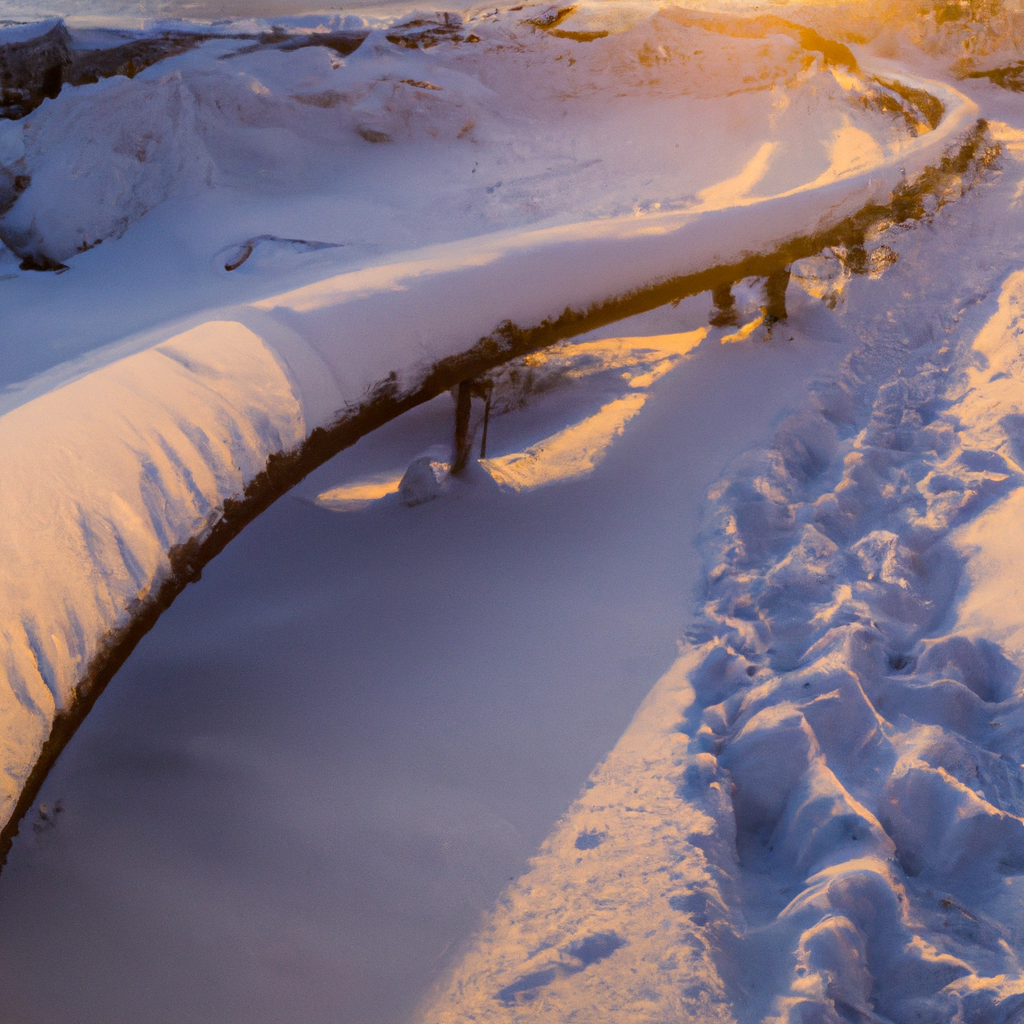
[0, 322, 305, 826]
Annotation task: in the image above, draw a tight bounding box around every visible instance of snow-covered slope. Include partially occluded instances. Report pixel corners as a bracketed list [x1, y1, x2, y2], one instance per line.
[7, 7, 1024, 1023]
[413, 117, 1024, 1024]
[0, 6, 981, 842]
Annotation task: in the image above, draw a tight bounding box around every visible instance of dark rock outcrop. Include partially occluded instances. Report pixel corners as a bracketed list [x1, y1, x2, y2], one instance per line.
[68, 33, 205, 87]
[0, 21, 73, 119]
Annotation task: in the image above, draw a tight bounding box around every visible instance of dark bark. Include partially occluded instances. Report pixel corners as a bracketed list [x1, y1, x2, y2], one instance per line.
[452, 380, 474, 474]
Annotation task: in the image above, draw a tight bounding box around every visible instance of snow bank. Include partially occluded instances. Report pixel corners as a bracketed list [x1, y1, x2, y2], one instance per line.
[0, 321, 305, 826]
[249, 63, 974, 405]
[0, 70, 212, 262]
[0, 5, 957, 268]
[417, 213, 1024, 1024]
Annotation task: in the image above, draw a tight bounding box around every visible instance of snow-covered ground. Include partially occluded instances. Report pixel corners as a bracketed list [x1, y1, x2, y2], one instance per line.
[0, 1, 974, 836]
[4, 1, 1024, 1022]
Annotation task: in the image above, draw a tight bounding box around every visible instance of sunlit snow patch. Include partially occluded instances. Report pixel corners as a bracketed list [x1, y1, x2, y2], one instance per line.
[696, 140, 777, 210]
[720, 314, 765, 344]
[315, 329, 706, 509]
[806, 120, 886, 188]
[316, 471, 404, 511]
[480, 392, 648, 493]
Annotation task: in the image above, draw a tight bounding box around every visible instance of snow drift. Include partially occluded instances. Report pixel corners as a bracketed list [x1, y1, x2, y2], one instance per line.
[0, 2, 982, 858]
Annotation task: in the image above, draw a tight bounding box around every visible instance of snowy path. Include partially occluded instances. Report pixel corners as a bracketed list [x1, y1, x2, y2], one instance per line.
[412, 115, 1024, 1024]
[0, 47, 979, 854]
[0, 298, 851, 1024]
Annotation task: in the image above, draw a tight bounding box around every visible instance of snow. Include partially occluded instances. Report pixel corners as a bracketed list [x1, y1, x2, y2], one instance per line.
[0, 320, 305, 821]
[3, 2, 1024, 1022]
[0, 6, 976, 828]
[414, 97, 1024, 1024]
[1, 71, 213, 263]
[0, 19, 62, 44]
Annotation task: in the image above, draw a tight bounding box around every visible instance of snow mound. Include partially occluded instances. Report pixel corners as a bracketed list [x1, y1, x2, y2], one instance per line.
[398, 455, 448, 506]
[0, 321, 304, 826]
[0, 69, 212, 264]
[0, 5, 948, 269]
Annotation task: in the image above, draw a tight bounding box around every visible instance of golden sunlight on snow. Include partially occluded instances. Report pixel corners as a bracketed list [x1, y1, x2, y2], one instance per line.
[316, 472, 405, 511]
[316, 330, 707, 506]
[481, 392, 649, 492]
[414, 649, 736, 1024]
[809, 121, 886, 186]
[951, 270, 1024, 668]
[697, 141, 777, 209]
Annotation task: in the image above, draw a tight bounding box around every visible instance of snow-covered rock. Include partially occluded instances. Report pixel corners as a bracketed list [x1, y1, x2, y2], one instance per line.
[398, 455, 448, 506]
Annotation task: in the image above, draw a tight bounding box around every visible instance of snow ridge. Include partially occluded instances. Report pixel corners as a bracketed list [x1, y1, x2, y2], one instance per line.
[0, 322, 305, 830]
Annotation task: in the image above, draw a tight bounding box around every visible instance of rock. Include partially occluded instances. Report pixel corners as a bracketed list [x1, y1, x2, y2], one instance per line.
[68, 34, 204, 88]
[0, 21, 73, 120]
